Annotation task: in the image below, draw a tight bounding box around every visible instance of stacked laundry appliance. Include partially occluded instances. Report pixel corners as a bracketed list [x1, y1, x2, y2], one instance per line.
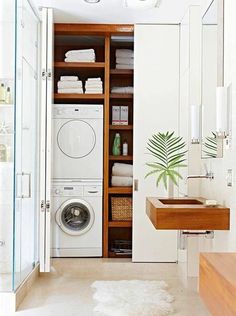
[52, 104, 103, 257]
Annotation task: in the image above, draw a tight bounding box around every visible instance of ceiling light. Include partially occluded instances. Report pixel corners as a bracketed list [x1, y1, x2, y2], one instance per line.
[84, 0, 100, 3]
[124, 0, 161, 9]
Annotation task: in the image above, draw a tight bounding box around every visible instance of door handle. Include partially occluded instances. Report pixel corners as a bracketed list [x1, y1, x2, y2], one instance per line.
[22, 172, 32, 198]
[134, 179, 139, 191]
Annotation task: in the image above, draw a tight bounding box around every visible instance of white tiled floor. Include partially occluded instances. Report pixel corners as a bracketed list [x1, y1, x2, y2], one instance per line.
[16, 258, 210, 316]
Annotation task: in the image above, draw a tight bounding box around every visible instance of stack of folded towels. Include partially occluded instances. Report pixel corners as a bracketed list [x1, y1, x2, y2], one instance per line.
[111, 163, 133, 187]
[111, 86, 133, 94]
[85, 77, 103, 94]
[115, 49, 134, 70]
[64, 49, 96, 63]
[57, 76, 83, 94]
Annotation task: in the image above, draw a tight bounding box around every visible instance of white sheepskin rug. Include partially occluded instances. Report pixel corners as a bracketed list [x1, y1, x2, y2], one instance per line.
[91, 280, 174, 316]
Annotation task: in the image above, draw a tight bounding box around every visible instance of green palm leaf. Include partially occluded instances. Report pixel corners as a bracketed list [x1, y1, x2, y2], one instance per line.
[146, 131, 187, 189]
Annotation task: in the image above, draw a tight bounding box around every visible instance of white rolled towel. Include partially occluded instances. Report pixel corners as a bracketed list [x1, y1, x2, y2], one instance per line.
[116, 57, 134, 65]
[58, 88, 83, 94]
[111, 176, 133, 187]
[60, 76, 79, 81]
[116, 64, 133, 70]
[58, 81, 83, 89]
[116, 49, 134, 58]
[65, 49, 95, 57]
[112, 163, 133, 177]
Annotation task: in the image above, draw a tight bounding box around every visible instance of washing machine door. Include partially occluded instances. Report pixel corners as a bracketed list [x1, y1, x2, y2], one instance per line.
[57, 119, 96, 159]
[55, 199, 95, 236]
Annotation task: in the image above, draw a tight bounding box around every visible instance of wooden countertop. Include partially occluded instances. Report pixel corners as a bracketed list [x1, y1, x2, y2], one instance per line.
[200, 253, 236, 316]
[146, 197, 230, 230]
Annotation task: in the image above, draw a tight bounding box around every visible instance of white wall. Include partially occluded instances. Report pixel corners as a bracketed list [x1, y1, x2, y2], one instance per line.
[199, 0, 236, 252]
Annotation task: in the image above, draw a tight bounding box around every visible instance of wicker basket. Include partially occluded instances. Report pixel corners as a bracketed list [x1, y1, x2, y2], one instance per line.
[111, 197, 132, 221]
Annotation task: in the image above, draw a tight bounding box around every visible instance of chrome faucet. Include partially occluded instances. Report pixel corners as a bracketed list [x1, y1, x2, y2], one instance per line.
[186, 171, 214, 181]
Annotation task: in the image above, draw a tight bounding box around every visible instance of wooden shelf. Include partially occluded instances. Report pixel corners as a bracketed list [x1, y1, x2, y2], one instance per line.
[54, 93, 104, 100]
[54, 61, 105, 69]
[109, 125, 133, 130]
[108, 187, 133, 194]
[110, 69, 133, 75]
[110, 93, 133, 99]
[109, 155, 133, 161]
[108, 251, 132, 258]
[108, 221, 132, 228]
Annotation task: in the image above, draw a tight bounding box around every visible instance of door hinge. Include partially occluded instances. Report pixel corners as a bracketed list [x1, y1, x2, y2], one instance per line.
[46, 200, 50, 212]
[40, 200, 46, 211]
[41, 70, 52, 80]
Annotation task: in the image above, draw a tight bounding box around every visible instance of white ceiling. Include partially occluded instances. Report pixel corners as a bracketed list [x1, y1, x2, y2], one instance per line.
[31, 0, 201, 24]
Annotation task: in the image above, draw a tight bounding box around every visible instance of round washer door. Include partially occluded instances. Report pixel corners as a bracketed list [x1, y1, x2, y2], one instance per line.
[57, 119, 96, 159]
[55, 199, 95, 236]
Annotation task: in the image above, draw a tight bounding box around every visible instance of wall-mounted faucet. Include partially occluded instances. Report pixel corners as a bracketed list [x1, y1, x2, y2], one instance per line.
[186, 171, 214, 181]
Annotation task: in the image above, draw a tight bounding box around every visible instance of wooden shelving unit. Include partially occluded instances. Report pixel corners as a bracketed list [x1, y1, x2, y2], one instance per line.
[53, 23, 134, 259]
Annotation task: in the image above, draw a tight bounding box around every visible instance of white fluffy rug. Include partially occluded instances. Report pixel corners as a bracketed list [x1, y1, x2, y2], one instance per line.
[91, 280, 174, 316]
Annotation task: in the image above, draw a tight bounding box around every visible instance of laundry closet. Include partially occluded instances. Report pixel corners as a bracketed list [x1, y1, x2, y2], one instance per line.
[38, 9, 180, 272]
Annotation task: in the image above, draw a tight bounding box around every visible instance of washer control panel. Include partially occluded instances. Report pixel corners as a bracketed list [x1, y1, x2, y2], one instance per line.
[52, 182, 102, 197]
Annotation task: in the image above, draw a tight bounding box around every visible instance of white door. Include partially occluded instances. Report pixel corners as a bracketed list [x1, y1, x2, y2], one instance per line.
[39, 8, 53, 272]
[133, 25, 179, 262]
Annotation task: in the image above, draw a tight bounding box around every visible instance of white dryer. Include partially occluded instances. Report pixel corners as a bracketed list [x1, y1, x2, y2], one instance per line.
[53, 104, 103, 180]
[51, 181, 103, 257]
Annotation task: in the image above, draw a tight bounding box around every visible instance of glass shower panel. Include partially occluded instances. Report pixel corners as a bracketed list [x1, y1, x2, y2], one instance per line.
[14, 0, 40, 290]
[0, 0, 15, 292]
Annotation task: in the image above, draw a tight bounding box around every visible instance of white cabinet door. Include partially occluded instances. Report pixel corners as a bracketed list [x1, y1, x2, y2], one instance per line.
[39, 8, 53, 273]
[133, 25, 179, 262]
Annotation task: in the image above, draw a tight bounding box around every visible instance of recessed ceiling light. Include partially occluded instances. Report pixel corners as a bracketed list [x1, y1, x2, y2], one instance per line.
[124, 0, 161, 9]
[84, 0, 100, 3]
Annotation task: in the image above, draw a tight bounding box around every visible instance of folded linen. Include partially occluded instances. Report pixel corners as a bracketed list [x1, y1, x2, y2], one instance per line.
[116, 57, 134, 65]
[60, 76, 79, 81]
[58, 88, 83, 94]
[111, 176, 133, 187]
[65, 57, 95, 62]
[58, 81, 83, 89]
[116, 49, 134, 58]
[85, 90, 103, 94]
[116, 64, 133, 70]
[87, 77, 102, 81]
[112, 163, 133, 177]
[85, 83, 103, 88]
[65, 49, 95, 58]
[111, 86, 133, 94]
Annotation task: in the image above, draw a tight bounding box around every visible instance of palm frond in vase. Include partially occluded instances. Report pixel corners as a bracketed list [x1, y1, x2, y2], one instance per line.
[145, 131, 187, 190]
[203, 132, 217, 158]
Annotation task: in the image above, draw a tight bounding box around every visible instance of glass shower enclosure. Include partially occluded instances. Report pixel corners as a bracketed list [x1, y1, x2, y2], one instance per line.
[0, 0, 40, 292]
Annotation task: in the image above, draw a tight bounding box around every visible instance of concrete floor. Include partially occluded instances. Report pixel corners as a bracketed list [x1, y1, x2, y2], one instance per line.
[16, 258, 210, 316]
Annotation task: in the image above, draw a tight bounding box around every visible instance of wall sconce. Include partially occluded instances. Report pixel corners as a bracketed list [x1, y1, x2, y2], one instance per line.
[191, 105, 201, 144]
[216, 86, 229, 139]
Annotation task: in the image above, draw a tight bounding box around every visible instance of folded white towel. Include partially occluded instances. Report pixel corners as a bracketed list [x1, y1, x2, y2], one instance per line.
[116, 57, 134, 65]
[60, 76, 79, 81]
[85, 89, 103, 94]
[116, 64, 134, 70]
[85, 82, 103, 88]
[58, 88, 84, 94]
[58, 81, 83, 89]
[112, 163, 133, 177]
[116, 49, 134, 58]
[87, 77, 102, 82]
[111, 86, 133, 94]
[65, 49, 95, 57]
[65, 57, 95, 63]
[111, 176, 133, 187]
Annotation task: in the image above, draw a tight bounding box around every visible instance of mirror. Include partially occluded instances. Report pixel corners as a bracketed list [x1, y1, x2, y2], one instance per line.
[201, 0, 224, 158]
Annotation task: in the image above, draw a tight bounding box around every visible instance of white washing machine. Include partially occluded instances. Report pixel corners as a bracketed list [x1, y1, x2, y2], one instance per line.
[51, 181, 102, 257]
[53, 104, 103, 180]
